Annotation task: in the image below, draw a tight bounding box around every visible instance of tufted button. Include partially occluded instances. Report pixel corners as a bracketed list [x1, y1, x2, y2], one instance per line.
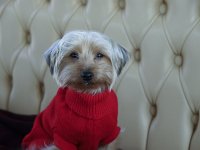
[38, 82, 45, 100]
[192, 112, 199, 130]
[80, 0, 87, 6]
[134, 48, 141, 62]
[118, 0, 125, 10]
[174, 54, 183, 67]
[24, 30, 31, 45]
[160, 2, 167, 15]
[7, 74, 13, 88]
[59, 32, 64, 39]
[150, 104, 157, 118]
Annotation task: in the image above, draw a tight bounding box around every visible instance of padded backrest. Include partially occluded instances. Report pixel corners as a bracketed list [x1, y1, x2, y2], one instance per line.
[0, 0, 200, 149]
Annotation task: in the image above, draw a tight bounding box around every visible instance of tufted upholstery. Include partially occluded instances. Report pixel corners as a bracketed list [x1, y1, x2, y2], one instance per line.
[0, 0, 200, 149]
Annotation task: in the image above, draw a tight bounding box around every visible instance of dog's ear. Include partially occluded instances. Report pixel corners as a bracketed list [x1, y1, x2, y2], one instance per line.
[44, 40, 60, 75]
[116, 44, 130, 75]
[111, 42, 130, 76]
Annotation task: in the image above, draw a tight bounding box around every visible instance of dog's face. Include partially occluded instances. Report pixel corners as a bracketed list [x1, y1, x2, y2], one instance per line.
[44, 31, 129, 94]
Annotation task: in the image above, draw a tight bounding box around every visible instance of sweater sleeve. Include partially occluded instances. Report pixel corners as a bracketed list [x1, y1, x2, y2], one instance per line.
[101, 126, 120, 145]
[22, 88, 65, 149]
[22, 112, 53, 149]
[101, 92, 120, 145]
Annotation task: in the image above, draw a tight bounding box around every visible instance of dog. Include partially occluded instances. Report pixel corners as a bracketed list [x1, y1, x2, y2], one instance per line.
[22, 31, 130, 150]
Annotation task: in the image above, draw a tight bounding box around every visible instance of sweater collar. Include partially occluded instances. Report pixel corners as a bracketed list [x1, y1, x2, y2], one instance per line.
[64, 88, 117, 119]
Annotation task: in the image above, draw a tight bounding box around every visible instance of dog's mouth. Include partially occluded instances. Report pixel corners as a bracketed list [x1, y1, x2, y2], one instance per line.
[66, 80, 110, 93]
[83, 80, 91, 86]
[70, 81, 103, 88]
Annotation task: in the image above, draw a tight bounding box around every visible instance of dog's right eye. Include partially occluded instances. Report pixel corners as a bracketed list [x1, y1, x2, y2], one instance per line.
[69, 52, 79, 59]
[95, 52, 104, 59]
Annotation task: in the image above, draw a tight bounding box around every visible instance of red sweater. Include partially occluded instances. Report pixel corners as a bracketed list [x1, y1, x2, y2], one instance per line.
[22, 88, 120, 150]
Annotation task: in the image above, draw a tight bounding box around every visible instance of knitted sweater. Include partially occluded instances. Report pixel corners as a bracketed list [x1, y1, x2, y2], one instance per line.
[22, 87, 120, 150]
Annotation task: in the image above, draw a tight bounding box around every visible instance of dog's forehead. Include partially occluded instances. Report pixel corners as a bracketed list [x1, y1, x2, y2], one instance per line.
[60, 31, 112, 53]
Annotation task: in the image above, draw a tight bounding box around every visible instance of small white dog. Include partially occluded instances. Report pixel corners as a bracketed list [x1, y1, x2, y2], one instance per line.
[22, 31, 129, 150]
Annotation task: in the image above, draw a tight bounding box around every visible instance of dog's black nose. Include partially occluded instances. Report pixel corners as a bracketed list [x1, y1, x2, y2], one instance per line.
[81, 71, 94, 82]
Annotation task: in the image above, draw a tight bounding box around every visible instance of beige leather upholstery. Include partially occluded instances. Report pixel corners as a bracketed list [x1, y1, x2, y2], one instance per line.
[1, 0, 200, 149]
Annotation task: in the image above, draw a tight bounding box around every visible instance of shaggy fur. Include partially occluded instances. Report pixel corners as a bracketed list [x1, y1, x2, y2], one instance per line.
[27, 31, 129, 150]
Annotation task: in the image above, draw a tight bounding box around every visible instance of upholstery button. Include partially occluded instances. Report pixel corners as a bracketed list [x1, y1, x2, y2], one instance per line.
[134, 48, 141, 62]
[118, 0, 125, 10]
[150, 104, 157, 118]
[80, 0, 87, 6]
[25, 30, 31, 45]
[59, 32, 63, 39]
[160, 2, 167, 15]
[39, 82, 45, 100]
[7, 75, 13, 88]
[174, 54, 183, 67]
[192, 112, 199, 128]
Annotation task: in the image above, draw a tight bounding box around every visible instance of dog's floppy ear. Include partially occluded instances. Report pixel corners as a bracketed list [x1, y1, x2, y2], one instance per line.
[44, 40, 60, 75]
[111, 41, 130, 76]
[116, 44, 130, 75]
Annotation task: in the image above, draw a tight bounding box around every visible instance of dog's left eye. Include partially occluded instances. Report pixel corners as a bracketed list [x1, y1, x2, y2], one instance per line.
[96, 52, 104, 59]
[69, 52, 79, 59]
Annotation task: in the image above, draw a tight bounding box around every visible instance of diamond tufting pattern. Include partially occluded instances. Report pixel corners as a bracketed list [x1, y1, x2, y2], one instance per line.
[0, 0, 200, 149]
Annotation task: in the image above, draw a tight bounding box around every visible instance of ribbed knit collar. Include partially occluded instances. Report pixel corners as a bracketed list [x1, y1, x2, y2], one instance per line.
[64, 88, 117, 119]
